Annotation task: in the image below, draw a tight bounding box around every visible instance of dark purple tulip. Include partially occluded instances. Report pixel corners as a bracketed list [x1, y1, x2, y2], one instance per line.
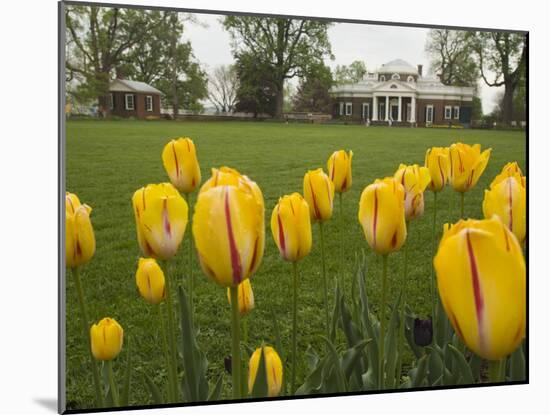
[413, 318, 433, 346]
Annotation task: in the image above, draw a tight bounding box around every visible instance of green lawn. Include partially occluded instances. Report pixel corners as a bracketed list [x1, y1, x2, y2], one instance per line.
[65, 120, 526, 409]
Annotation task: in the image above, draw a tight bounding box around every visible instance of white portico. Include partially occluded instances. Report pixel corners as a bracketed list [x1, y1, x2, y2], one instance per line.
[330, 59, 474, 126]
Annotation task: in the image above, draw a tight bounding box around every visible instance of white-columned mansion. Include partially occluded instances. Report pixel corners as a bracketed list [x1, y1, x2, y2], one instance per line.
[330, 59, 475, 126]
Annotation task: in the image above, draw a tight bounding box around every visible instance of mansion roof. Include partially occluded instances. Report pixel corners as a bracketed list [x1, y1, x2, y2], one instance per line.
[330, 59, 474, 101]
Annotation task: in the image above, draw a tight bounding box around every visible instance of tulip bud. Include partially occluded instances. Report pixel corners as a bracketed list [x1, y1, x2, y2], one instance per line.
[434, 216, 526, 360]
[135, 258, 165, 305]
[66, 192, 96, 268]
[500, 161, 523, 177]
[424, 147, 451, 192]
[483, 170, 526, 244]
[327, 150, 353, 193]
[270, 193, 312, 262]
[132, 183, 189, 260]
[394, 164, 431, 221]
[226, 279, 255, 316]
[162, 137, 201, 194]
[193, 177, 265, 287]
[358, 177, 407, 255]
[248, 346, 283, 397]
[449, 142, 492, 192]
[303, 168, 334, 222]
[413, 318, 433, 347]
[90, 317, 124, 361]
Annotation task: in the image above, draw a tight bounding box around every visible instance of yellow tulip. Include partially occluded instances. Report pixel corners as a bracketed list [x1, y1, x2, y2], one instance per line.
[161, 137, 201, 194]
[193, 180, 264, 287]
[449, 142, 492, 192]
[327, 150, 353, 193]
[132, 183, 188, 260]
[483, 170, 526, 244]
[358, 177, 407, 255]
[490, 161, 525, 189]
[394, 164, 431, 221]
[226, 279, 255, 316]
[499, 161, 523, 177]
[248, 346, 283, 397]
[90, 317, 124, 361]
[303, 168, 334, 222]
[424, 147, 451, 192]
[66, 192, 96, 268]
[135, 258, 165, 305]
[270, 193, 312, 262]
[434, 216, 526, 360]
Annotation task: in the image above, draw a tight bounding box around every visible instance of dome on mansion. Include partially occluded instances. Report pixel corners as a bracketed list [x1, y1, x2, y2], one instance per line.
[378, 59, 418, 75]
[329, 57, 475, 127]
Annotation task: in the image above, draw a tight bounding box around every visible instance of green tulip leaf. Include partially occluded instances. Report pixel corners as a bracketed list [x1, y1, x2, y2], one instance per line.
[384, 293, 402, 389]
[120, 336, 132, 406]
[143, 372, 163, 405]
[509, 343, 526, 382]
[207, 375, 224, 402]
[320, 336, 347, 393]
[447, 344, 475, 385]
[250, 347, 269, 398]
[357, 262, 379, 385]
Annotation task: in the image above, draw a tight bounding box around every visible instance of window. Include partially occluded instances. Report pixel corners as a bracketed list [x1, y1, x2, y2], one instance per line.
[345, 102, 353, 116]
[380, 75, 386, 82]
[109, 93, 114, 110]
[391, 73, 400, 80]
[379, 102, 385, 120]
[125, 94, 135, 110]
[390, 84, 397, 89]
[146, 95, 153, 112]
[407, 76, 415, 83]
[444, 105, 452, 120]
[339, 102, 344, 116]
[426, 105, 434, 123]
[453, 106, 460, 119]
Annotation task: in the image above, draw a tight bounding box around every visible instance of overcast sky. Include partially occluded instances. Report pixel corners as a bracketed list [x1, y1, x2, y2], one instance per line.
[183, 13, 501, 114]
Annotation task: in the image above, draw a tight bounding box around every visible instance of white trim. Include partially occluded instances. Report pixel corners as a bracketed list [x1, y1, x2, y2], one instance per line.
[391, 73, 400, 80]
[426, 105, 434, 123]
[146, 95, 153, 112]
[345, 102, 353, 116]
[406, 103, 412, 122]
[125, 94, 135, 110]
[444, 105, 452, 120]
[379, 75, 386, 82]
[453, 106, 460, 119]
[109, 93, 114, 110]
[407, 76, 415, 83]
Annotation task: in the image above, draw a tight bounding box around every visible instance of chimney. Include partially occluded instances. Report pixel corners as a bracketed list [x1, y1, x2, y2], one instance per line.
[417, 64, 423, 77]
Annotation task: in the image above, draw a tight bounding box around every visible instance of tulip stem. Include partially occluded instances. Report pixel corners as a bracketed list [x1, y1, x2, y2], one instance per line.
[318, 222, 330, 344]
[338, 192, 344, 283]
[72, 267, 104, 407]
[230, 286, 242, 399]
[107, 360, 120, 406]
[291, 261, 299, 395]
[185, 193, 195, 330]
[460, 192, 465, 219]
[162, 260, 180, 400]
[488, 359, 506, 383]
[158, 304, 175, 402]
[396, 223, 409, 387]
[378, 254, 389, 390]
[430, 191, 438, 339]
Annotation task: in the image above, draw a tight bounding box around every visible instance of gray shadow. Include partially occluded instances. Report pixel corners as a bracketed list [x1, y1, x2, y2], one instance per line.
[34, 398, 57, 413]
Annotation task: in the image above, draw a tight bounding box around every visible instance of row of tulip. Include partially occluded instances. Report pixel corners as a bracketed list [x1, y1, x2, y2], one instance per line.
[65, 135, 526, 408]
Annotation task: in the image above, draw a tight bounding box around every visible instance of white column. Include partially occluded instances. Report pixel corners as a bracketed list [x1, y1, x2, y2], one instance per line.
[385, 96, 389, 121]
[398, 96, 402, 122]
[373, 96, 378, 121]
[411, 96, 416, 122]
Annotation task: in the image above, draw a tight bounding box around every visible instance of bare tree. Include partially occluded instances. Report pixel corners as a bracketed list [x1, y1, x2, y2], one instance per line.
[208, 65, 239, 113]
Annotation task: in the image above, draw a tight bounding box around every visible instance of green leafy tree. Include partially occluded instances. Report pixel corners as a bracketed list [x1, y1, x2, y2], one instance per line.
[223, 16, 333, 118]
[470, 32, 526, 125]
[425, 29, 479, 86]
[234, 52, 278, 117]
[293, 63, 334, 113]
[65, 5, 154, 116]
[333, 60, 367, 85]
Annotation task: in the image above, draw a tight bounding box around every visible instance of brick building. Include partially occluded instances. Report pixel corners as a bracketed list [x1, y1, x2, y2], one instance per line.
[330, 59, 474, 127]
[108, 79, 162, 119]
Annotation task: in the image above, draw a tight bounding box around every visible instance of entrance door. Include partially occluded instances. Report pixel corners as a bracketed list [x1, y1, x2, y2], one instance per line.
[391, 105, 399, 121]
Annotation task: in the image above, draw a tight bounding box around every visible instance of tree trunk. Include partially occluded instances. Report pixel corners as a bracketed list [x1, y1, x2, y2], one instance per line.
[274, 79, 285, 119]
[502, 82, 514, 126]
